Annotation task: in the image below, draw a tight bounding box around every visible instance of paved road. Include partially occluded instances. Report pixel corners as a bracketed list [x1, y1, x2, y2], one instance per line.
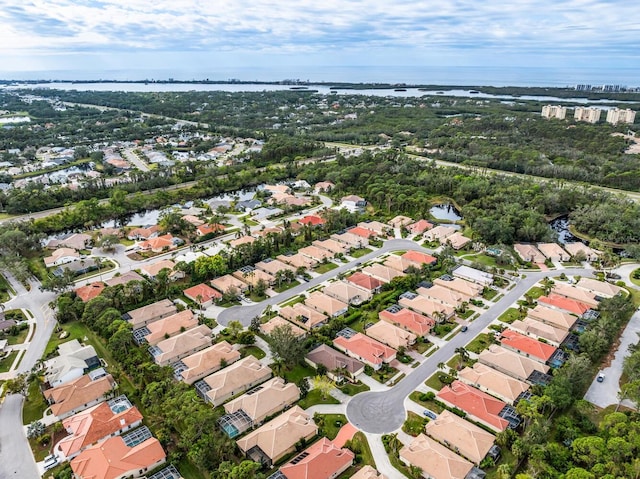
[122, 147, 149, 172]
[0, 394, 40, 478]
[345, 267, 593, 434]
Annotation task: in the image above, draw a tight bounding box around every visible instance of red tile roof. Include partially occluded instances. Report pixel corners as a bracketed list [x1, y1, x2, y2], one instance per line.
[437, 380, 509, 432]
[346, 272, 383, 292]
[197, 223, 225, 236]
[500, 329, 557, 362]
[333, 333, 396, 367]
[348, 226, 376, 238]
[278, 437, 354, 479]
[538, 294, 590, 315]
[407, 219, 434, 234]
[378, 307, 435, 336]
[402, 250, 437, 266]
[75, 282, 106, 302]
[299, 215, 325, 226]
[183, 283, 222, 304]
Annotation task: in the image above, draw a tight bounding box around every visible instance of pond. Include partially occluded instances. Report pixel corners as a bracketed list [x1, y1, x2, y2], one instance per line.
[548, 216, 580, 244]
[429, 204, 462, 221]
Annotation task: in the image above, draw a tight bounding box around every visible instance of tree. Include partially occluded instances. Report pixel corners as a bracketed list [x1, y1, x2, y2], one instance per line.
[312, 375, 335, 400]
[227, 320, 243, 339]
[297, 378, 310, 398]
[27, 420, 45, 439]
[619, 379, 640, 412]
[5, 373, 28, 395]
[97, 234, 120, 253]
[41, 268, 76, 293]
[268, 324, 306, 369]
[454, 347, 469, 370]
[253, 278, 268, 298]
[215, 461, 264, 479]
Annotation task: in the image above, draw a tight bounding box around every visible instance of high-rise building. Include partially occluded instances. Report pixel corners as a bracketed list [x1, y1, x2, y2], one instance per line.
[606, 108, 636, 125]
[574, 107, 602, 123]
[541, 105, 567, 120]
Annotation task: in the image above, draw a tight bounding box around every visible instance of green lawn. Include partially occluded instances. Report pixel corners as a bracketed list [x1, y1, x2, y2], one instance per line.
[6, 326, 30, 346]
[402, 411, 428, 436]
[446, 354, 474, 370]
[412, 340, 432, 354]
[316, 413, 347, 440]
[278, 295, 306, 308]
[351, 247, 373, 258]
[249, 292, 267, 302]
[23, 380, 48, 424]
[298, 389, 340, 409]
[282, 363, 316, 383]
[0, 351, 18, 373]
[498, 307, 524, 324]
[424, 372, 452, 392]
[370, 366, 398, 384]
[465, 333, 494, 354]
[409, 391, 446, 413]
[0, 273, 13, 302]
[482, 288, 498, 301]
[178, 458, 207, 479]
[274, 280, 300, 293]
[631, 269, 640, 287]
[349, 432, 376, 468]
[525, 286, 545, 299]
[240, 346, 266, 360]
[340, 381, 370, 396]
[314, 262, 339, 274]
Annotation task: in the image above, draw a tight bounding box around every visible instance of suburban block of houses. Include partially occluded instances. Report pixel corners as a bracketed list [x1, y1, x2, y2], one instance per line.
[279, 302, 329, 330]
[197, 356, 272, 406]
[122, 299, 177, 330]
[457, 362, 530, 404]
[365, 320, 416, 349]
[333, 329, 396, 370]
[140, 310, 199, 345]
[45, 373, 117, 420]
[149, 324, 212, 366]
[177, 341, 241, 385]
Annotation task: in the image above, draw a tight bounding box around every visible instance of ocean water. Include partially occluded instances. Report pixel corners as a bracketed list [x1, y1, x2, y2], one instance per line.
[2, 65, 639, 88]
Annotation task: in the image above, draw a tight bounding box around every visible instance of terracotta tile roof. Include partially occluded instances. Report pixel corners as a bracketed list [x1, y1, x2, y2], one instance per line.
[365, 321, 416, 349]
[224, 377, 300, 423]
[183, 283, 221, 304]
[124, 299, 177, 329]
[437, 380, 510, 432]
[279, 303, 328, 330]
[197, 223, 225, 236]
[346, 272, 383, 292]
[144, 310, 199, 345]
[45, 374, 116, 418]
[229, 235, 256, 247]
[75, 282, 105, 302]
[179, 341, 241, 384]
[278, 437, 355, 479]
[458, 362, 529, 404]
[210, 274, 248, 294]
[425, 410, 496, 465]
[104, 271, 144, 287]
[203, 356, 272, 406]
[398, 294, 454, 319]
[576, 277, 623, 298]
[350, 465, 387, 479]
[446, 232, 471, 250]
[527, 304, 577, 330]
[128, 225, 160, 239]
[260, 316, 306, 337]
[400, 433, 473, 479]
[348, 226, 376, 239]
[58, 401, 143, 458]
[538, 294, 590, 316]
[407, 219, 433, 234]
[511, 318, 569, 346]
[361, 264, 404, 283]
[401, 250, 437, 266]
[153, 325, 212, 365]
[139, 233, 175, 252]
[305, 291, 348, 317]
[379, 307, 435, 336]
[140, 259, 176, 278]
[299, 215, 325, 226]
[499, 329, 557, 362]
[478, 344, 550, 382]
[70, 436, 166, 479]
[333, 332, 396, 367]
[551, 283, 599, 308]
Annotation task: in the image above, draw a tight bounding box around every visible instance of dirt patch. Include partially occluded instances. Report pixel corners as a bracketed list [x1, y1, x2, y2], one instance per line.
[126, 253, 143, 261]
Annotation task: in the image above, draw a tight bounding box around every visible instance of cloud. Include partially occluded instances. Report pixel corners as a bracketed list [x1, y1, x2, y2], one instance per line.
[0, 0, 638, 71]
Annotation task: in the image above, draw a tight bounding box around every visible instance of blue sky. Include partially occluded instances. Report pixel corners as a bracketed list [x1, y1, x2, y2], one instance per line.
[1, 0, 638, 79]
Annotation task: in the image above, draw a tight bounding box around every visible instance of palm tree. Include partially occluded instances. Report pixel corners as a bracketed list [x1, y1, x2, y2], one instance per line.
[455, 347, 469, 370]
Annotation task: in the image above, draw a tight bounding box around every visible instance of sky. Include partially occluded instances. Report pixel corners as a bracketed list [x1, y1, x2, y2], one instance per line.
[0, 0, 639, 80]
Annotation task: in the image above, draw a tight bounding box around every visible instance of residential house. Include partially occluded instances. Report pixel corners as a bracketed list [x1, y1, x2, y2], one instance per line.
[446, 232, 472, 250]
[53, 258, 98, 277]
[138, 234, 177, 253]
[331, 231, 366, 249]
[224, 377, 300, 425]
[361, 264, 404, 283]
[75, 282, 105, 302]
[182, 214, 204, 227]
[127, 225, 161, 241]
[406, 219, 434, 235]
[104, 271, 144, 288]
[122, 299, 177, 330]
[424, 225, 456, 242]
[366, 320, 416, 349]
[210, 274, 249, 295]
[499, 330, 558, 364]
[305, 291, 349, 318]
[538, 294, 591, 316]
[199, 356, 272, 406]
[236, 406, 317, 467]
[196, 223, 225, 237]
[255, 258, 297, 276]
[139, 259, 179, 280]
[150, 325, 212, 366]
[576, 277, 623, 298]
[379, 305, 435, 336]
[452, 265, 493, 286]
[527, 304, 577, 331]
[299, 245, 335, 262]
[346, 272, 383, 294]
[563, 242, 599, 262]
[398, 292, 454, 321]
[384, 255, 423, 274]
[347, 226, 377, 240]
[478, 345, 550, 383]
[56, 399, 143, 459]
[510, 318, 569, 347]
[251, 207, 283, 220]
[458, 363, 529, 404]
[178, 341, 241, 385]
[44, 339, 100, 387]
[324, 281, 372, 306]
[70, 436, 166, 479]
[358, 221, 390, 237]
[400, 434, 474, 479]
[254, 226, 284, 238]
[230, 235, 257, 248]
[333, 330, 396, 370]
[340, 195, 366, 213]
[388, 215, 413, 229]
[260, 316, 306, 338]
[45, 374, 116, 420]
[513, 243, 545, 264]
[279, 303, 328, 330]
[236, 199, 262, 212]
[436, 381, 511, 432]
[425, 410, 498, 466]
[305, 344, 365, 382]
[142, 310, 199, 345]
[401, 250, 438, 267]
[537, 243, 570, 262]
[433, 277, 483, 299]
[277, 253, 318, 270]
[417, 285, 465, 309]
[550, 283, 599, 308]
[232, 268, 275, 287]
[277, 437, 355, 479]
[47, 233, 92, 251]
[263, 184, 291, 195]
[299, 215, 325, 227]
[351, 466, 387, 479]
[314, 181, 335, 193]
[44, 248, 80, 267]
[313, 238, 348, 255]
[0, 319, 16, 333]
[183, 283, 222, 307]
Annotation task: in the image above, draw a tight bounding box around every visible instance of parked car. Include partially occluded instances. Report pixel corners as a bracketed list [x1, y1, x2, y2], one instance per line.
[423, 409, 438, 420]
[597, 372, 605, 383]
[460, 325, 468, 332]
